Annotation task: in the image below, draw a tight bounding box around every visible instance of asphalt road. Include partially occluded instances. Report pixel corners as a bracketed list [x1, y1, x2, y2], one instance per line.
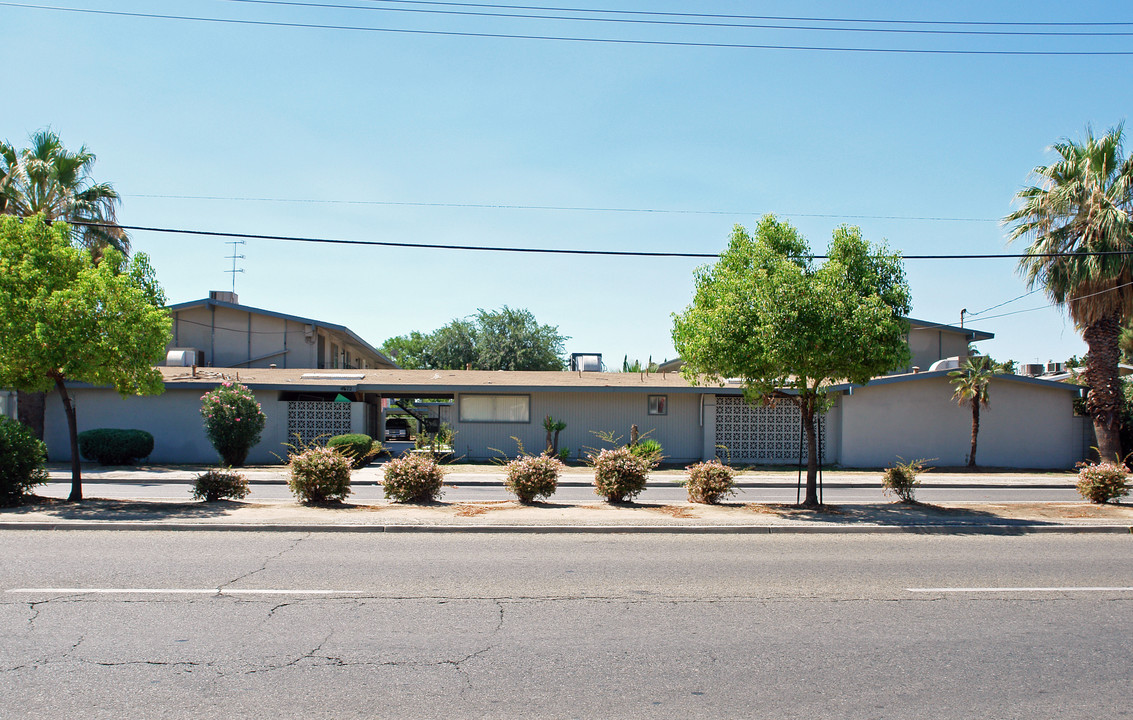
[34, 479, 1084, 504]
[2, 531, 1130, 719]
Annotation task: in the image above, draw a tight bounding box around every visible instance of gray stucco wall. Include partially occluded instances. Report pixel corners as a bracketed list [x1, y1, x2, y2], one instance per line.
[838, 375, 1083, 469]
[448, 390, 709, 463]
[45, 387, 296, 465]
[904, 327, 971, 372]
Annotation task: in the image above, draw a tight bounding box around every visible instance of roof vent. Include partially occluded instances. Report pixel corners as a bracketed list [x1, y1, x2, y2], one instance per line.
[209, 290, 239, 304]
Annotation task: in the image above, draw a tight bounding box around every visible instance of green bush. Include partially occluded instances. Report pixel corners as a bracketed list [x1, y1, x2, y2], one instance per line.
[629, 438, 664, 468]
[76, 428, 154, 465]
[590, 446, 650, 503]
[287, 446, 352, 503]
[327, 433, 379, 468]
[382, 452, 446, 503]
[200, 381, 266, 467]
[504, 454, 563, 503]
[882, 457, 932, 503]
[1075, 460, 1130, 504]
[682, 460, 736, 504]
[0, 417, 47, 506]
[191, 468, 250, 502]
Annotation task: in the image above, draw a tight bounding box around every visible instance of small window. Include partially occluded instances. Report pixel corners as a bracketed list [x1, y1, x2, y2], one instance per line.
[460, 395, 530, 423]
[648, 395, 667, 415]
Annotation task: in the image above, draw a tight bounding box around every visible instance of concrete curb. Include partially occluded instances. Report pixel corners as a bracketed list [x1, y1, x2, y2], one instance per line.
[1, 522, 1129, 534]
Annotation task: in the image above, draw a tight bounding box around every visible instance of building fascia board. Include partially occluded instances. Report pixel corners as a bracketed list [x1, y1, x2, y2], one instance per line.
[905, 316, 994, 342]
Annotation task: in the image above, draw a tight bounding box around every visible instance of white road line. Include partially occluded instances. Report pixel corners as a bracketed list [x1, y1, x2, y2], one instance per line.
[907, 586, 1133, 593]
[6, 588, 365, 595]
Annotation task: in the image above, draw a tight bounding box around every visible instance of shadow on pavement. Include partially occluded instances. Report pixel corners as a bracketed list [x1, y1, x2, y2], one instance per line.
[2, 496, 252, 520]
[744, 501, 1056, 528]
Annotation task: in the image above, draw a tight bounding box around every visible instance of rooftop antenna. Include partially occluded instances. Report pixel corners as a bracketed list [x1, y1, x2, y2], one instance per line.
[225, 240, 245, 293]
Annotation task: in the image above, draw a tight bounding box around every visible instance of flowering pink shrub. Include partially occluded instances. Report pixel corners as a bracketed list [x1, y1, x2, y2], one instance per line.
[192, 468, 250, 502]
[682, 460, 736, 504]
[200, 381, 266, 467]
[1075, 460, 1130, 504]
[504, 454, 563, 503]
[590, 446, 650, 502]
[287, 446, 352, 503]
[382, 452, 446, 503]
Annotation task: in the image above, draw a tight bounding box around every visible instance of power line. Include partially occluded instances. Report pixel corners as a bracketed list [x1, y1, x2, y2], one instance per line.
[125, 193, 1000, 223]
[66, 220, 1133, 260]
[326, 0, 1133, 28]
[217, 0, 1133, 37]
[966, 288, 1042, 317]
[4, 2, 1133, 55]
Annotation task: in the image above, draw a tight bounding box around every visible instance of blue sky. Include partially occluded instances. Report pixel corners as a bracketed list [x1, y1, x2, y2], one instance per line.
[3, 1, 1131, 368]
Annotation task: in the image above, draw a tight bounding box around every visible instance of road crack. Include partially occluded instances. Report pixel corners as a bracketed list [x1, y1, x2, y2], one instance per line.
[217, 533, 309, 593]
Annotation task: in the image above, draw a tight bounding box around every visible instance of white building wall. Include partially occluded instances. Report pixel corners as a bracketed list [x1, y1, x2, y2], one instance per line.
[448, 390, 706, 463]
[839, 376, 1081, 469]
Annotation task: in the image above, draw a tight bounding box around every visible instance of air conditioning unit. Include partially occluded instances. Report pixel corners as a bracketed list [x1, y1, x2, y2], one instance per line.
[166, 348, 204, 367]
[1046, 362, 1065, 374]
[570, 353, 603, 372]
[209, 290, 239, 304]
[1020, 363, 1044, 377]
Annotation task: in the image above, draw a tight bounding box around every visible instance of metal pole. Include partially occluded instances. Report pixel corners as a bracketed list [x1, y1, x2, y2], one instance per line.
[796, 411, 804, 505]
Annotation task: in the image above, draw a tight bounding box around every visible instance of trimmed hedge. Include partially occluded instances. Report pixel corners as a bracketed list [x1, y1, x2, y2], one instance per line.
[327, 433, 377, 468]
[77, 428, 154, 466]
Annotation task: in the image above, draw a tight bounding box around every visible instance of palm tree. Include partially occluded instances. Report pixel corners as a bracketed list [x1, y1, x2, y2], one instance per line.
[0, 129, 129, 259]
[1004, 125, 1133, 461]
[949, 356, 997, 467]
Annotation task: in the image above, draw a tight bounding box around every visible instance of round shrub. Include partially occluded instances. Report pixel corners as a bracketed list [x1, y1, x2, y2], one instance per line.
[0, 417, 47, 506]
[382, 452, 446, 503]
[200, 381, 266, 467]
[881, 457, 931, 503]
[191, 468, 250, 502]
[683, 460, 736, 504]
[504, 454, 563, 503]
[1075, 460, 1129, 504]
[287, 446, 352, 503]
[77, 428, 154, 465]
[327, 433, 377, 468]
[590, 446, 650, 503]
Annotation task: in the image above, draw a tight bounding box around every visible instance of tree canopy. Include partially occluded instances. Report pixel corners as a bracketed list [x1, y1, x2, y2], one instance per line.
[1004, 124, 1133, 460]
[0, 129, 129, 259]
[672, 216, 911, 505]
[383, 307, 567, 371]
[0, 215, 171, 499]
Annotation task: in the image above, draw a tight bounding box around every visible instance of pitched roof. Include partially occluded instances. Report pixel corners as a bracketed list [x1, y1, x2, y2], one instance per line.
[167, 297, 397, 368]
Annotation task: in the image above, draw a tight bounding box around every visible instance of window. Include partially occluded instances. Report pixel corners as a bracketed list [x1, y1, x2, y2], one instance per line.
[330, 342, 340, 369]
[459, 394, 530, 423]
[648, 395, 667, 415]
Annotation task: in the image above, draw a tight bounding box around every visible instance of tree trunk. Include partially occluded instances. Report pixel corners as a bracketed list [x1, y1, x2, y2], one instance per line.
[801, 398, 820, 507]
[16, 390, 45, 441]
[1083, 314, 1123, 462]
[53, 375, 83, 501]
[968, 398, 980, 468]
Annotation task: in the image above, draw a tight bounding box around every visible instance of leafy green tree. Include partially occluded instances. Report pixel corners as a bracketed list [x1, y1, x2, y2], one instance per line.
[949, 355, 999, 467]
[1004, 124, 1133, 461]
[382, 307, 567, 371]
[429, 319, 477, 370]
[474, 306, 566, 371]
[672, 216, 911, 506]
[0, 215, 171, 500]
[381, 331, 432, 369]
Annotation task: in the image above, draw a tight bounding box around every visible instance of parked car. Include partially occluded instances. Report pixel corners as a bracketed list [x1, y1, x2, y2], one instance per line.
[385, 417, 411, 441]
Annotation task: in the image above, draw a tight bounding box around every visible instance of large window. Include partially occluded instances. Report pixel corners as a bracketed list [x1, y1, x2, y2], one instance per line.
[459, 394, 530, 423]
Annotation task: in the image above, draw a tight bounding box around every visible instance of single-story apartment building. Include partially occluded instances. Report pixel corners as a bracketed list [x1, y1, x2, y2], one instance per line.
[44, 365, 1088, 469]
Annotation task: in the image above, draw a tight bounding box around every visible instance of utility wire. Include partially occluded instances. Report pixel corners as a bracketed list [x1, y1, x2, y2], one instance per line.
[4, 3, 1132, 55]
[125, 193, 1000, 223]
[217, 0, 1133, 37]
[966, 288, 1042, 317]
[345, 0, 1133, 28]
[66, 220, 1133, 260]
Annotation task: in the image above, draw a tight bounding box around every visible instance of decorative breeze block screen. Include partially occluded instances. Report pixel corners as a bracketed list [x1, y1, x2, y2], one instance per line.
[714, 394, 825, 464]
[287, 401, 353, 443]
